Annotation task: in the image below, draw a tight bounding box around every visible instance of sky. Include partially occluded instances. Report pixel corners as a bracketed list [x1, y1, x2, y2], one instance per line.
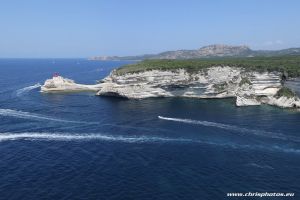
[0, 0, 300, 58]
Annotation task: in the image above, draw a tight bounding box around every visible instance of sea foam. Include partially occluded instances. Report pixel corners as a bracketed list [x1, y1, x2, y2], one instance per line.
[0, 132, 299, 154]
[16, 83, 41, 96]
[0, 132, 192, 143]
[0, 109, 96, 124]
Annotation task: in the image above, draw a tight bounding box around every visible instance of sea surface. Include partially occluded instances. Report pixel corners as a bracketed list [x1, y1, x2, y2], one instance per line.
[0, 59, 299, 200]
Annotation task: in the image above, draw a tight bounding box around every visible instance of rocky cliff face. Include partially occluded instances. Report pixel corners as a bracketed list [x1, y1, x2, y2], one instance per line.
[97, 67, 300, 108]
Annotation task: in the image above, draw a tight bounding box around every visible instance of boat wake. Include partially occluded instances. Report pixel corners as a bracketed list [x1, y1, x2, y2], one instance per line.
[16, 83, 41, 96]
[158, 116, 299, 142]
[0, 109, 172, 131]
[0, 132, 191, 143]
[0, 132, 299, 154]
[0, 109, 97, 124]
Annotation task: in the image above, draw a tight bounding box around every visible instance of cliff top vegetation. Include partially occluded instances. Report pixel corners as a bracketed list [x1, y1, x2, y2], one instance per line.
[115, 56, 300, 77]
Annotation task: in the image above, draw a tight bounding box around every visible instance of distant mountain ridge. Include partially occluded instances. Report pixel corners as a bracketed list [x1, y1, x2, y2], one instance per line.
[89, 44, 300, 60]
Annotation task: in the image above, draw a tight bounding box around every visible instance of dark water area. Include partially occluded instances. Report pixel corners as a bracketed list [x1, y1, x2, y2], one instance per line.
[0, 59, 299, 199]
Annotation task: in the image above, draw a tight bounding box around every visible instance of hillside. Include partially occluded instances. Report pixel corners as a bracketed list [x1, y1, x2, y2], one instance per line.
[90, 44, 300, 60]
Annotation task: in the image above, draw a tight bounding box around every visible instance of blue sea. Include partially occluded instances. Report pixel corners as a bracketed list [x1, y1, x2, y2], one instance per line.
[0, 59, 299, 199]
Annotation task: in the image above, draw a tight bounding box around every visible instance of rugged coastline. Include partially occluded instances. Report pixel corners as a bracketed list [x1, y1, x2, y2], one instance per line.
[96, 66, 300, 108]
[41, 55, 300, 109]
[41, 66, 300, 109]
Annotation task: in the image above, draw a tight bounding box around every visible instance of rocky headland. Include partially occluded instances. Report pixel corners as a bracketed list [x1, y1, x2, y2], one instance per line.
[42, 52, 300, 109]
[41, 67, 300, 109]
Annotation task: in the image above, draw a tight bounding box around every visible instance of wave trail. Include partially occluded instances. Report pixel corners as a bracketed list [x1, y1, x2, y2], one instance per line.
[0, 132, 299, 154]
[246, 163, 274, 170]
[0, 109, 96, 124]
[0, 132, 192, 143]
[158, 116, 299, 142]
[16, 83, 41, 96]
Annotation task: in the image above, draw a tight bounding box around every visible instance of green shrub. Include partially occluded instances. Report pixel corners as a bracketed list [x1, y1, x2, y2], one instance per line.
[115, 56, 300, 77]
[213, 82, 228, 92]
[239, 77, 252, 86]
[275, 87, 296, 98]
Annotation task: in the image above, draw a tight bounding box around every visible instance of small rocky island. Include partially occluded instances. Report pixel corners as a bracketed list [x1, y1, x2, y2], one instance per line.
[41, 74, 102, 92]
[42, 48, 300, 109]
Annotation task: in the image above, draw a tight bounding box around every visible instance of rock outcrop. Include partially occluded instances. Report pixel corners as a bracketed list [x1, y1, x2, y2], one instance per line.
[41, 76, 102, 92]
[260, 96, 300, 108]
[96, 67, 300, 108]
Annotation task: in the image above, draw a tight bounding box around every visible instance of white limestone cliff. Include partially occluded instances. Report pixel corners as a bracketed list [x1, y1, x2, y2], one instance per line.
[96, 66, 300, 108]
[40, 67, 300, 109]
